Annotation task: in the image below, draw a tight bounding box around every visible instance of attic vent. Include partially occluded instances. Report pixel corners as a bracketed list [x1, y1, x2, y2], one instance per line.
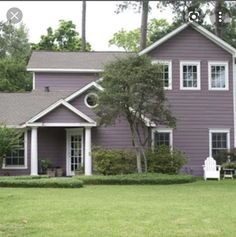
[44, 86, 50, 92]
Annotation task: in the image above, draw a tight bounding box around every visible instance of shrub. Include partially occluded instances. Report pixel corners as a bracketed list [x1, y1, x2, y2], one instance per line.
[77, 173, 195, 185]
[215, 148, 236, 165]
[146, 145, 187, 174]
[92, 147, 136, 175]
[0, 177, 83, 188]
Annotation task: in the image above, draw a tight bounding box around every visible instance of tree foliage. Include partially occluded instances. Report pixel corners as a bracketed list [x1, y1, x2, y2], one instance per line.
[0, 125, 23, 167]
[32, 20, 91, 51]
[109, 19, 178, 52]
[96, 55, 176, 172]
[0, 22, 32, 92]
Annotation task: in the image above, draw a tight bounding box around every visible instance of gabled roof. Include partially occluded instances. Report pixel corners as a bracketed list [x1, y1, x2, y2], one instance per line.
[139, 22, 236, 57]
[27, 51, 135, 72]
[0, 90, 74, 126]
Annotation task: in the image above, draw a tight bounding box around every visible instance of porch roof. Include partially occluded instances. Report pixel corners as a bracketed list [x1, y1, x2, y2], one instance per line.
[0, 90, 75, 126]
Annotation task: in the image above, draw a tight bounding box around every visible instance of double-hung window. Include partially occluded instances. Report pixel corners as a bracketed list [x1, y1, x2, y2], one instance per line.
[209, 129, 230, 158]
[208, 62, 228, 90]
[180, 61, 201, 90]
[152, 128, 173, 148]
[3, 132, 27, 169]
[152, 60, 172, 90]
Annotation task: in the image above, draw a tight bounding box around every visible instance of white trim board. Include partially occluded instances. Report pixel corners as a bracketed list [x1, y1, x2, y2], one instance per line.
[27, 68, 103, 73]
[26, 122, 96, 127]
[27, 99, 96, 124]
[139, 22, 236, 56]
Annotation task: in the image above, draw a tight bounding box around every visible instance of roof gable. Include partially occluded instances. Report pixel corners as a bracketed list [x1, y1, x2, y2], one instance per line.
[139, 22, 236, 57]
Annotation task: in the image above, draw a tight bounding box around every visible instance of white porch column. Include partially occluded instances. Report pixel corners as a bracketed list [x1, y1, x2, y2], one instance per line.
[85, 127, 92, 175]
[31, 127, 38, 176]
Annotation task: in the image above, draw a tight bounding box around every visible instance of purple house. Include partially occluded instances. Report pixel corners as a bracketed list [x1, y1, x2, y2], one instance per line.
[0, 22, 235, 176]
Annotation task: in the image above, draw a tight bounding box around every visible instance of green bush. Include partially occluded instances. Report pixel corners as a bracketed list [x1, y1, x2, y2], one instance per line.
[146, 145, 187, 174]
[215, 148, 236, 165]
[77, 173, 195, 185]
[0, 177, 83, 188]
[93, 147, 136, 175]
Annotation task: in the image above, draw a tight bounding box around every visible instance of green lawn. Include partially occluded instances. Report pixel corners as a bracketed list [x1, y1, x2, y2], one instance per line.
[0, 180, 236, 237]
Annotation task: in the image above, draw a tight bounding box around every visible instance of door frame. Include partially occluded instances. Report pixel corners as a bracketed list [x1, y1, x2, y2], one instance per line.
[66, 128, 84, 176]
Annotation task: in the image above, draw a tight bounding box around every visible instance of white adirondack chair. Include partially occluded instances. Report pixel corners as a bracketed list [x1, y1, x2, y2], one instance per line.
[203, 157, 221, 180]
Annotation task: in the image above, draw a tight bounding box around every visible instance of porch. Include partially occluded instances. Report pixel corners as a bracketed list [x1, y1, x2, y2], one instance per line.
[30, 126, 92, 176]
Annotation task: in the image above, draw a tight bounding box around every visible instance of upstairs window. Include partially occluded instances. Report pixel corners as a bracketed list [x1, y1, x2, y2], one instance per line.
[180, 61, 201, 90]
[208, 62, 228, 90]
[152, 60, 172, 90]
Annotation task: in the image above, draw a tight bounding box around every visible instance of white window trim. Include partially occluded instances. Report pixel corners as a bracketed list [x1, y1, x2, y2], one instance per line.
[180, 61, 201, 90]
[209, 128, 230, 157]
[208, 61, 229, 91]
[151, 128, 173, 149]
[2, 131, 28, 170]
[152, 60, 172, 90]
[84, 92, 99, 109]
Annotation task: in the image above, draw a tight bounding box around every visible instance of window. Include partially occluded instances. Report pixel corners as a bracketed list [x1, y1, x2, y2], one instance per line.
[152, 60, 172, 90]
[84, 93, 98, 108]
[152, 128, 173, 148]
[209, 129, 230, 158]
[208, 62, 228, 90]
[3, 132, 27, 169]
[180, 61, 201, 90]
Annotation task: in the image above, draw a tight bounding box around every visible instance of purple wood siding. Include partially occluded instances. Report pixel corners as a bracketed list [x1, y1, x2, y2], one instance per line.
[70, 94, 133, 149]
[148, 26, 234, 175]
[36, 105, 86, 123]
[35, 72, 98, 91]
[38, 128, 66, 174]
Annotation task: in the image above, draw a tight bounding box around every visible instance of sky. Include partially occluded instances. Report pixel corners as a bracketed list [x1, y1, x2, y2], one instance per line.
[0, 1, 173, 51]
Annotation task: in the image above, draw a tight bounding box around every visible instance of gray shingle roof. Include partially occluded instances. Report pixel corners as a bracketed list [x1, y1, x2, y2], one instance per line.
[0, 90, 75, 125]
[27, 51, 134, 70]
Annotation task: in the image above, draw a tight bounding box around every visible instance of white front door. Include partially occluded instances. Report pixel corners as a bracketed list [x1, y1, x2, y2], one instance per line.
[66, 129, 83, 176]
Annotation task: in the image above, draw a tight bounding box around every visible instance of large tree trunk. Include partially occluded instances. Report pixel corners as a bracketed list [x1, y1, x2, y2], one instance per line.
[214, 0, 222, 37]
[81, 0, 86, 51]
[140, 0, 149, 51]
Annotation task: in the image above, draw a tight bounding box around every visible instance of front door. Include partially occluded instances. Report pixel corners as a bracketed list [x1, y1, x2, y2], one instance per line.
[66, 129, 83, 176]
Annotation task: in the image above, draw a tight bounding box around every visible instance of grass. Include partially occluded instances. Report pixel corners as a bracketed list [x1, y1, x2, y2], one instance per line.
[0, 180, 236, 237]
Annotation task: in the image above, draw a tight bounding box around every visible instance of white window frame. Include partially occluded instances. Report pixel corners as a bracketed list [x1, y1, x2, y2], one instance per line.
[180, 61, 201, 90]
[151, 128, 173, 149]
[152, 60, 172, 90]
[208, 61, 229, 91]
[2, 131, 28, 169]
[209, 128, 230, 157]
[84, 92, 99, 109]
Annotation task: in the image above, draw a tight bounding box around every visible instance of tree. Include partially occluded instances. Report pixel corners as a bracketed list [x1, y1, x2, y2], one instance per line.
[32, 20, 91, 51]
[0, 125, 23, 167]
[96, 55, 175, 173]
[109, 19, 178, 52]
[116, 1, 150, 50]
[0, 22, 32, 92]
[81, 1, 87, 51]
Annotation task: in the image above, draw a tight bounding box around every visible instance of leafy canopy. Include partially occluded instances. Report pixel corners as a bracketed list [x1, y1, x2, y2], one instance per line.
[109, 19, 179, 52]
[32, 20, 91, 51]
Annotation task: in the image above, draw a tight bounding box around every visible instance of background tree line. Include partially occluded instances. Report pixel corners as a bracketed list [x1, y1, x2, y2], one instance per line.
[0, 0, 235, 92]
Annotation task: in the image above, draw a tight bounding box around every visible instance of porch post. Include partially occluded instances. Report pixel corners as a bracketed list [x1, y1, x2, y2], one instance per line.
[85, 127, 92, 175]
[31, 127, 38, 176]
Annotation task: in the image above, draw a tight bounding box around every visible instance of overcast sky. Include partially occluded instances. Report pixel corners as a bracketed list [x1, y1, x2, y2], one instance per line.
[0, 1, 173, 51]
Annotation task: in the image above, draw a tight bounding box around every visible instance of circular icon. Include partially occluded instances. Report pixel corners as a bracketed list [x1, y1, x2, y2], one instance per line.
[6, 7, 23, 24]
[188, 11, 200, 22]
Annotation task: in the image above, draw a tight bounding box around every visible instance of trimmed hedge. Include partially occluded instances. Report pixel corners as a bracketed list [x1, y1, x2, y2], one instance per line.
[77, 173, 196, 185]
[0, 177, 83, 188]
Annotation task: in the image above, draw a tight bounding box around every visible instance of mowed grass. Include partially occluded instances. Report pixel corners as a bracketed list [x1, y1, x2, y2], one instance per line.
[0, 180, 236, 237]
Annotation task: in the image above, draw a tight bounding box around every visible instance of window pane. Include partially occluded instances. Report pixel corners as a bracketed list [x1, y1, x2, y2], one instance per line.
[182, 64, 198, 88]
[211, 65, 226, 89]
[154, 132, 170, 147]
[212, 132, 228, 158]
